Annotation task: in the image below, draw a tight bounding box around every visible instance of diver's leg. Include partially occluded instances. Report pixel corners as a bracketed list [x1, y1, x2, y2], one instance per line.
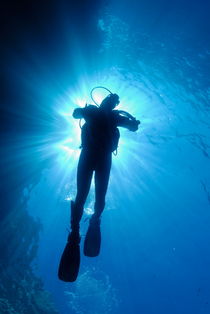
[94, 153, 112, 218]
[59, 150, 94, 281]
[83, 153, 112, 257]
[71, 150, 94, 231]
[58, 150, 94, 282]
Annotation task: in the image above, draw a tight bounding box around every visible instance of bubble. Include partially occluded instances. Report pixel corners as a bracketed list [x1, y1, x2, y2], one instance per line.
[65, 269, 119, 314]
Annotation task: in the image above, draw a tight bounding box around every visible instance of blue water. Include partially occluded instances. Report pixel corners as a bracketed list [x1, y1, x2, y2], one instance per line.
[1, 1, 210, 313]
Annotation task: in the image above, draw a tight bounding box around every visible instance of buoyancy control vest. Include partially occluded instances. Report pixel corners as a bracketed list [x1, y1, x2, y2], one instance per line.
[80, 107, 120, 153]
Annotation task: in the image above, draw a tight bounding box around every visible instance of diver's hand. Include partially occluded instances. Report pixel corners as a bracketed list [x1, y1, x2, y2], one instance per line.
[129, 119, 140, 131]
[73, 108, 83, 119]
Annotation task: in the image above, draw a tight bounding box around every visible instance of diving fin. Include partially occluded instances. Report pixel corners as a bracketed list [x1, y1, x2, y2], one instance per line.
[58, 232, 81, 282]
[84, 216, 101, 257]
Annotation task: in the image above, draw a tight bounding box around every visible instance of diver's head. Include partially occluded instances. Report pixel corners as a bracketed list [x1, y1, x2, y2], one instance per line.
[100, 93, 120, 111]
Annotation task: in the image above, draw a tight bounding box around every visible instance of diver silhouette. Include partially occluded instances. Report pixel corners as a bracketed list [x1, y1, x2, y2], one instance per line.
[58, 90, 140, 282]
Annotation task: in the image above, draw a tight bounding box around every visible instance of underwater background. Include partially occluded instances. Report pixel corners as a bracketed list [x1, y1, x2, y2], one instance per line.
[1, 0, 210, 313]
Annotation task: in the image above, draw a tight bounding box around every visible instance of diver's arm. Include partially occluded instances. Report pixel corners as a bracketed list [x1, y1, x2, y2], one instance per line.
[72, 105, 97, 120]
[117, 115, 140, 132]
[73, 108, 83, 119]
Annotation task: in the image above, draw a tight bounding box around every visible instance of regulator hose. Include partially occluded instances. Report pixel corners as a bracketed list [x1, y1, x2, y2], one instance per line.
[90, 86, 113, 106]
[91, 86, 137, 121]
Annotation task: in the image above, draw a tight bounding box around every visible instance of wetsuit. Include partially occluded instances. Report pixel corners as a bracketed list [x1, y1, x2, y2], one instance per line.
[72, 105, 139, 229]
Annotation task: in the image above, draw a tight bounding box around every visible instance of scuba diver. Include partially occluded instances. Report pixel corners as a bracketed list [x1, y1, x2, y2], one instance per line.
[58, 87, 140, 282]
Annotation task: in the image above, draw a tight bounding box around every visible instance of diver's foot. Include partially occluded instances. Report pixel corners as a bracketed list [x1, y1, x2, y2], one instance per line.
[58, 231, 81, 282]
[84, 216, 101, 257]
